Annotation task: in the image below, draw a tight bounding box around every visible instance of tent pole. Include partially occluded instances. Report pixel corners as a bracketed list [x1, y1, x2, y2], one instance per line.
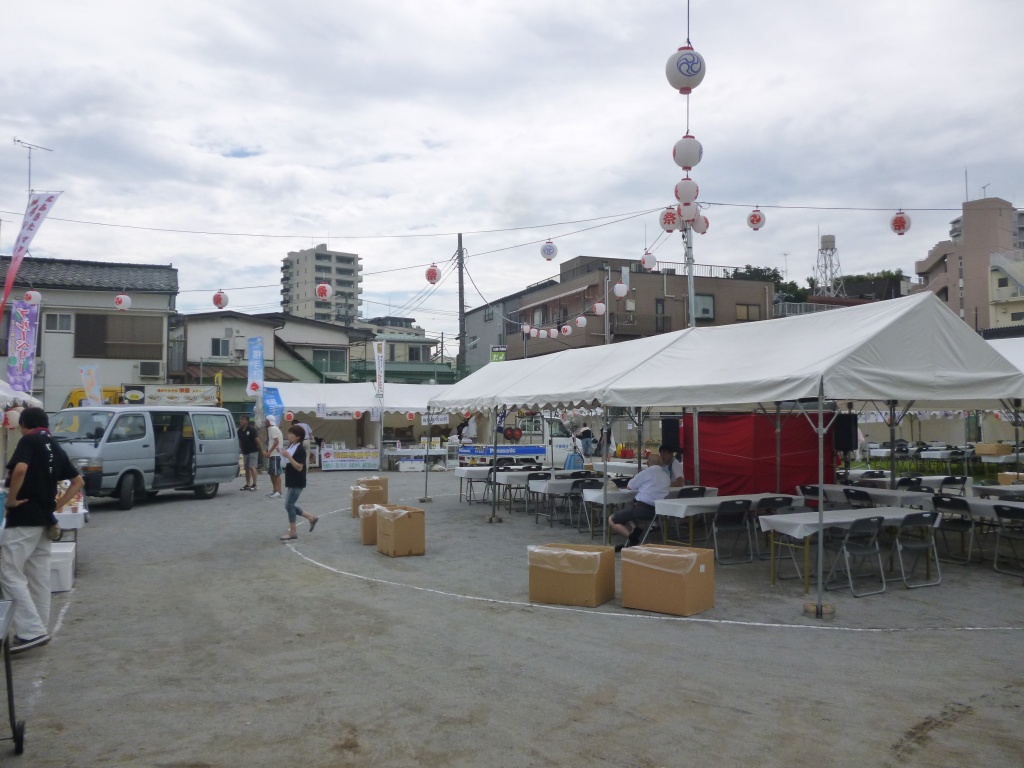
[815, 379, 826, 618]
[692, 407, 701, 485]
[489, 406, 501, 523]
[419, 407, 432, 503]
[1015, 399, 1021, 477]
[602, 408, 610, 543]
[888, 400, 898, 488]
[775, 402, 782, 493]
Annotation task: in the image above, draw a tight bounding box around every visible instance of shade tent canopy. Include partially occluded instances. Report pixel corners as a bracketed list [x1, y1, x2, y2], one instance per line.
[429, 293, 1024, 412]
[271, 382, 450, 414]
[0, 379, 42, 409]
[987, 337, 1024, 377]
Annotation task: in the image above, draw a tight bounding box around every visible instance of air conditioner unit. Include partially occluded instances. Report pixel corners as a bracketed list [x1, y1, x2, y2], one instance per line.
[139, 361, 163, 378]
[233, 334, 247, 352]
[33, 360, 45, 377]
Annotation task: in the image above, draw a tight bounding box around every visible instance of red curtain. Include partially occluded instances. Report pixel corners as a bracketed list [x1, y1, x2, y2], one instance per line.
[680, 411, 834, 496]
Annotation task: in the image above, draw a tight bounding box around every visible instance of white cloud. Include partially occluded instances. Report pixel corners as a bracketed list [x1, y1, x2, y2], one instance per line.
[1, 0, 1022, 333]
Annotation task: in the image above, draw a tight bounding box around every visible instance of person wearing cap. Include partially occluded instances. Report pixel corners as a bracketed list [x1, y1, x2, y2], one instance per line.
[658, 444, 686, 488]
[609, 453, 670, 551]
[263, 415, 284, 499]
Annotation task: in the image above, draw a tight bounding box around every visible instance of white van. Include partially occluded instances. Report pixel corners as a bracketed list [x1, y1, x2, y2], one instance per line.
[50, 405, 240, 509]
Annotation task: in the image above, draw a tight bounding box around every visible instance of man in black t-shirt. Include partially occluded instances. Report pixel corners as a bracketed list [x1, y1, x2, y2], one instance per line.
[2, 407, 83, 653]
[238, 415, 262, 491]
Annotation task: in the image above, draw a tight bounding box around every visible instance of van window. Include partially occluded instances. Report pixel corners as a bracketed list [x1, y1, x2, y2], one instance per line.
[108, 414, 147, 443]
[51, 410, 113, 441]
[192, 412, 232, 440]
[547, 419, 571, 438]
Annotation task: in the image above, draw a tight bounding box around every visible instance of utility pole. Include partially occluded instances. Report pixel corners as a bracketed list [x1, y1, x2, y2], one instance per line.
[457, 233, 466, 379]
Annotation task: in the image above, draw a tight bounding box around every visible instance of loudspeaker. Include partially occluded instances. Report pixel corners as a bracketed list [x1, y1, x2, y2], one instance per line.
[661, 418, 681, 452]
[833, 413, 858, 452]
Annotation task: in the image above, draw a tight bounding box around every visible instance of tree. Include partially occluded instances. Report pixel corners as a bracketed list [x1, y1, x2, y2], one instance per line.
[731, 264, 809, 302]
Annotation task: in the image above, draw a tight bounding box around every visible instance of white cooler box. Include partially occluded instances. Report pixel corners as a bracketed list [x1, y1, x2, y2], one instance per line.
[50, 542, 76, 592]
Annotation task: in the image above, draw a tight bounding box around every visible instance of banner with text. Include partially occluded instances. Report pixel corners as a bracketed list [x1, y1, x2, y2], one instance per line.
[247, 337, 264, 397]
[0, 192, 62, 316]
[6, 301, 38, 392]
[373, 340, 386, 397]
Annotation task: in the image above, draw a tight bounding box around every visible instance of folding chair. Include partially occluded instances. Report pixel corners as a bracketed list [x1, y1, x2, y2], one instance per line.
[843, 487, 875, 509]
[575, 479, 605, 534]
[891, 511, 941, 588]
[824, 515, 886, 597]
[752, 496, 794, 559]
[937, 476, 968, 497]
[992, 505, 1024, 575]
[933, 494, 981, 564]
[528, 472, 554, 526]
[711, 499, 754, 564]
[945, 449, 966, 476]
[798, 484, 823, 509]
[895, 476, 923, 490]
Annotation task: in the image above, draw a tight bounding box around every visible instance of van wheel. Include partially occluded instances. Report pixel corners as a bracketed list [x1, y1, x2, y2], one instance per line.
[118, 474, 137, 510]
[146, 491, 159, 499]
[194, 483, 219, 500]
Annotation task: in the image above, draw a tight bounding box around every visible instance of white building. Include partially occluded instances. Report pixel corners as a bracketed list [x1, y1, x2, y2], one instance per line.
[281, 244, 362, 324]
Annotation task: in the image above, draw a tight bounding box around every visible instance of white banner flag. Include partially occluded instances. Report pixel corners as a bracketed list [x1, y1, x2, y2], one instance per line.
[373, 340, 386, 398]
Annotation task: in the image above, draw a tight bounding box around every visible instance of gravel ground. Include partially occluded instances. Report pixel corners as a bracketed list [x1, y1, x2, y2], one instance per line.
[7, 468, 1023, 767]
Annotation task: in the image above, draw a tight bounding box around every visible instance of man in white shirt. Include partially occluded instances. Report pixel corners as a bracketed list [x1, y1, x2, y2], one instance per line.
[609, 453, 671, 551]
[658, 444, 686, 488]
[263, 415, 284, 498]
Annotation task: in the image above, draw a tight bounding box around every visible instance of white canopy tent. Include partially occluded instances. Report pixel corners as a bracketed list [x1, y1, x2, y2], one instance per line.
[430, 292, 1024, 615]
[271, 382, 450, 414]
[0, 379, 43, 409]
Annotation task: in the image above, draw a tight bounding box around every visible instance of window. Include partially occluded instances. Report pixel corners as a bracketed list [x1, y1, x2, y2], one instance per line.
[694, 294, 715, 320]
[315, 253, 332, 262]
[315, 265, 332, 274]
[108, 414, 147, 443]
[315, 301, 332, 309]
[998, 277, 1009, 288]
[532, 307, 547, 326]
[75, 313, 162, 359]
[211, 338, 230, 356]
[45, 313, 72, 332]
[408, 346, 421, 362]
[389, 344, 396, 362]
[1012, 312, 1024, 322]
[484, 307, 493, 322]
[736, 303, 761, 322]
[314, 313, 331, 321]
[312, 348, 348, 374]
[192, 412, 232, 441]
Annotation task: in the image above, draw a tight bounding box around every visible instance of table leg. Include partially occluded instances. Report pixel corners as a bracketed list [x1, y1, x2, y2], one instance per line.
[803, 536, 812, 594]
[3, 636, 24, 754]
[770, 531, 777, 585]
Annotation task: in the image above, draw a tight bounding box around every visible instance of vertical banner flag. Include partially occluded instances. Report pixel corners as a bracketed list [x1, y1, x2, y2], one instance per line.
[373, 340, 386, 399]
[247, 337, 264, 397]
[496, 405, 508, 432]
[1, 192, 62, 316]
[6, 301, 39, 392]
[262, 386, 284, 424]
[79, 365, 103, 406]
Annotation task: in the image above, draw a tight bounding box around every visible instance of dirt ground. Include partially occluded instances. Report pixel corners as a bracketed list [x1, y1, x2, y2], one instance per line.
[7, 469, 1023, 767]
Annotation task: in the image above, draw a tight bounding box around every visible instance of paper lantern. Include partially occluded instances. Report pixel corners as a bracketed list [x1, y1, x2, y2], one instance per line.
[575, 315, 588, 329]
[530, 328, 539, 338]
[613, 281, 628, 298]
[747, 208, 765, 231]
[677, 202, 698, 223]
[23, 290, 41, 305]
[540, 241, 558, 261]
[666, 46, 706, 94]
[407, 412, 415, 422]
[675, 177, 699, 205]
[592, 302, 606, 316]
[425, 263, 440, 285]
[284, 411, 294, 422]
[538, 329, 549, 339]
[659, 207, 682, 232]
[672, 134, 703, 171]
[353, 410, 362, 420]
[315, 282, 334, 300]
[890, 210, 911, 236]
[114, 293, 132, 311]
[3, 407, 23, 429]
[561, 324, 572, 336]
[213, 290, 229, 309]
[464, 410, 472, 419]
[691, 215, 709, 235]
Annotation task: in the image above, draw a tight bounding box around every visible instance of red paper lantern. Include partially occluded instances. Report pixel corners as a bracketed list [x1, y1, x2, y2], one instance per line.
[407, 412, 415, 421]
[592, 302, 607, 316]
[284, 411, 294, 422]
[425, 264, 440, 284]
[315, 282, 334, 300]
[613, 282, 628, 298]
[672, 134, 703, 171]
[747, 208, 765, 231]
[22, 290, 41, 305]
[3, 407, 23, 429]
[659, 206, 682, 232]
[114, 293, 132, 311]
[561, 324, 572, 336]
[890, 210, 911, 236]
[464, 410, 472, 419]
[213, 290, 229, 309]
[691, 215, 710, 235]
[575, 316, 588, 329]
[353, 410, 362, 420]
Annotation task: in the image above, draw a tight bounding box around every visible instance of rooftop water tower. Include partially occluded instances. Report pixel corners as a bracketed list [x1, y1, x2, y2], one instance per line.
[813, 234, 846, 297]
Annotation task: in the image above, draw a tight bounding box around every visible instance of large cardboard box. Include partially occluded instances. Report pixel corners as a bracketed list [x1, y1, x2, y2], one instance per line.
[351, 484, 387, 517]
[621, 545, 714, 617]
[528, 543, 615, 607]
[976, 443, 1013, 456]
[359, 503, 391, 546]
[50, 541, 76, 593]
[376, 506, 425, 557]
[357, 476, 388, 496]
[998, 472, 1024, 485]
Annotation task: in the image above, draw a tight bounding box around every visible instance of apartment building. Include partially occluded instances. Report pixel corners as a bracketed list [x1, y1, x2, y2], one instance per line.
[281, 244, 362, 324]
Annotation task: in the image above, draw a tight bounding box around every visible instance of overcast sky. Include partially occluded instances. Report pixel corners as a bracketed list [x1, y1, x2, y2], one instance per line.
[2, 1, 1022, 342]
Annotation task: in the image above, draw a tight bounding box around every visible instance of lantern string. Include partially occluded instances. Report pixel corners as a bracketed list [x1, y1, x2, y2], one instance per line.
[686, 0, 691, 46]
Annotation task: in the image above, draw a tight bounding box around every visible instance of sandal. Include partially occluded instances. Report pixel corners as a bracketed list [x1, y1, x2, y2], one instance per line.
[308, 517, 319, 533]
[279, 534, 298, 541]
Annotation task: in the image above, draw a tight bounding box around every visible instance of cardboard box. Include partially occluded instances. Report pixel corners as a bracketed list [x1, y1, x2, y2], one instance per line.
[50, 541, 76, 593]
[528, 543, 615, 607]
[359, 503, 390, 546]
[357, 476, 388, 496]
[976, 443, 1013, 456]
[621, 545, 714, 616]
[376, 506, 425, 557]
[998, 472, 1024, 485]
[351, 484, 387, 517]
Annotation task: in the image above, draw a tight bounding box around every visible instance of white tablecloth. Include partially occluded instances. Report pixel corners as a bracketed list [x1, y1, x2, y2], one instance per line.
[591, 461, 641, 477]
[819, 484, 930, 508]
[758, 506, 917, 539]
[655, 492, 799, 521]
